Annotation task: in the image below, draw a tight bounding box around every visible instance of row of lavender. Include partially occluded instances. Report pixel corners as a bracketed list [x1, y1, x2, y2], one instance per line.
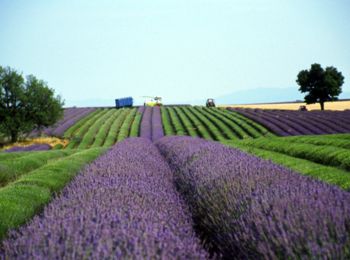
[231, 108, 350, 136]
[139, 106, 164, 142]
[31, 107, 96, 137]
[156, 136, 350, 258]
[1, 138, 207, 259]
[4, 144, 51, 153]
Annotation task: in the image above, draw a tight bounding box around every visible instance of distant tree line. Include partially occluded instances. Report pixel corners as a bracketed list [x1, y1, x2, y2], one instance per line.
[0, 66, 64, 143]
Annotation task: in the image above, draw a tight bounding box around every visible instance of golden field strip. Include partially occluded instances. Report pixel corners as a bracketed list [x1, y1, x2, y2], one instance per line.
[224, 100, 350, 111]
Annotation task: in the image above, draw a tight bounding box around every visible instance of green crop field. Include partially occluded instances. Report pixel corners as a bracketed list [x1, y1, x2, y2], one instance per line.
[64, 108, 142, 149]
[161, 106, 273, 140]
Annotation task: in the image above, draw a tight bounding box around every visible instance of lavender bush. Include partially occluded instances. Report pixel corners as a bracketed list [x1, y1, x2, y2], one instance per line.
[231, 108, 350, 136]
[5, 144, 51, 153]
[139, 107, 164, 141]
[1, 138, 208, 259]
[151, 106, 164, 141]
[139, 107, 152, 140]
[156, 136, 350, 259]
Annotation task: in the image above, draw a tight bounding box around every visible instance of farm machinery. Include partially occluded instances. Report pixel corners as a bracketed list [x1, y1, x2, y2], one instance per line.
[115, 97, 133, 108]
[206, 98, 216, 108]
[142, 96, 163, 107]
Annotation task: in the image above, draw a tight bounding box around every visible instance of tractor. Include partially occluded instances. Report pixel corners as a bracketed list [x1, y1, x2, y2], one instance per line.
[206, 98, 216, 108]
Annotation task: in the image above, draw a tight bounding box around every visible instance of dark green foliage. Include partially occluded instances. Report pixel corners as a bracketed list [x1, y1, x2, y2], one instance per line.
[0, 66, 64, 142]
[296, 63, 344, 110]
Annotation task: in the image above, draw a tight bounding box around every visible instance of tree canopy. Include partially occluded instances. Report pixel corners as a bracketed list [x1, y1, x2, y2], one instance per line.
[0, 66, 64, 142]
[296, 63, 344, 110]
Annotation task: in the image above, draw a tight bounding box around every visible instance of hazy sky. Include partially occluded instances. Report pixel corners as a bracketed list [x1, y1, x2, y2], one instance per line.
[1, 0, 349, 106]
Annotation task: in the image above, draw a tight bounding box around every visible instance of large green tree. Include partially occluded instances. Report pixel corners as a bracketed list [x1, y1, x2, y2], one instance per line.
[296, 63, 344, 110]
[0, 66, 64, 142]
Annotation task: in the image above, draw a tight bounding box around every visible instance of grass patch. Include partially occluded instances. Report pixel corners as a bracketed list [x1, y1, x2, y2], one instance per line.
[0, 147, 106, 240]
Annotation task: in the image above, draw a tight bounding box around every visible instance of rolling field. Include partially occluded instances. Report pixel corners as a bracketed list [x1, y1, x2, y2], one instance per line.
[1, 105, 350, 258]
[226, 99, 350, 111]
[231, 108, 350, 136]
[161, 106, 273, 140]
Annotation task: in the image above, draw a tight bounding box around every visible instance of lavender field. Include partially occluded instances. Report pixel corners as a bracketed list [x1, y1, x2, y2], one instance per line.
[231, 108, 350, 136]
[2, 105, 350, 259]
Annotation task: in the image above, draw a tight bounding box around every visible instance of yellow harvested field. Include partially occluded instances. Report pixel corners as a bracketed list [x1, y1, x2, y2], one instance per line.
[224, 100, 350, 111]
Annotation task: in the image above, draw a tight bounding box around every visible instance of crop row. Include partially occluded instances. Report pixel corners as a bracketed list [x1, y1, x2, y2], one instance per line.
[232, 108, 350, 136]
[0, 149, 76, 187]
[1, 138, 207, 259]
[156, 136, 350, 258]
[161, 106, 273, 141]
[31, 107, 96, 137]
[221, 133, 350, 190]
[0, 148, 106, 240]
[240, 138, 350, 171]
[64, 108, 142, 149]
[139, 107, 164, 141]
[223, 140, 350, 190]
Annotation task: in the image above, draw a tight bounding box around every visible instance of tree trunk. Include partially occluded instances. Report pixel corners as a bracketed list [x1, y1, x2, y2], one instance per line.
[320, 101, 325, 110]
[11, 132, 18, 143]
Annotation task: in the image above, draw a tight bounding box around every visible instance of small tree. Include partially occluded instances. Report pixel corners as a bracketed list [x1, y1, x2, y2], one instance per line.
[0, 66, 64, 142]
[25, 75, 64, 133]
[296, 63, 344, 110]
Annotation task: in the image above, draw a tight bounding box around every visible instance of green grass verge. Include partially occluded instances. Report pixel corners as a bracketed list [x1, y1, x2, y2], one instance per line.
[279, 135, 350, 149]
[0, 150, 76, 187]
[0, 147, 106, 240]
[240, 138, 350, 171]
[0, 151, 30, 161]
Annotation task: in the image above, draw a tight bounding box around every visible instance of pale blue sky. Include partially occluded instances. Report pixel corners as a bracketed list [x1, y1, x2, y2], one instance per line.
[1, 0, 349, 106]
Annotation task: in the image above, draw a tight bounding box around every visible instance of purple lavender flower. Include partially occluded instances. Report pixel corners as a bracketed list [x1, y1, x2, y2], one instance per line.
[5, 144, 51, 152]
[139, 107, 152, 140]
[156, 136, 350, 258]
[139, 107, 164, 142]
[151, 106, 164, 141]
[30, 107, 96, 137]
[230, 108, 350, 136]
[1, 138, 208, 259]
